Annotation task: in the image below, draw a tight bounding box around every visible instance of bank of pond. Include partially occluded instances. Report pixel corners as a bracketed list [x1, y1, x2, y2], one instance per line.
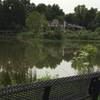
[16, 28, 100, 41]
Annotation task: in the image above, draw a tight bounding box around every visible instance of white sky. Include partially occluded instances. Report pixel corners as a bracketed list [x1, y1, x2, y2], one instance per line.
[30, 0, 100, 14]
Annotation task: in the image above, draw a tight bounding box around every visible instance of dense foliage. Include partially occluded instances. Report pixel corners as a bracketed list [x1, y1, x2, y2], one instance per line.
[0, 0, 26, 31]
[65, 5, 100, 30]
[0, 0, 100, 40]
[0, 0, 64, 31]
[26, 11, 48, 33]
[72, 44, 98, 74]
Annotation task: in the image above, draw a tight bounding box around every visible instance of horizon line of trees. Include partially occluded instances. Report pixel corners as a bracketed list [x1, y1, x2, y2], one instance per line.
[65, 5, 100, 31]
[0, 0, 100, 32]
[0, 0, 64, 31]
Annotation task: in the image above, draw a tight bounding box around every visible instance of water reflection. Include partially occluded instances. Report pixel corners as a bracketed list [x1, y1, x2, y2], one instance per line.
[0, 40, 100, 88]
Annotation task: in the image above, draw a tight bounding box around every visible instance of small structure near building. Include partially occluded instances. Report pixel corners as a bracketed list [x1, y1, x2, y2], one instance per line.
[66, 23, 83, 30]
[49, 19, 59, 27]
[48, 19, 83, 30]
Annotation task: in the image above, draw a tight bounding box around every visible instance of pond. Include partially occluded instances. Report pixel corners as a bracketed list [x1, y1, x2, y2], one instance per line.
[0, 39, 100, 89]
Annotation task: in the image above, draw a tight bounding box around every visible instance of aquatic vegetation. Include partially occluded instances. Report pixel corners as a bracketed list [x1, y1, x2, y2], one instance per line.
[72, 44, 98, 74]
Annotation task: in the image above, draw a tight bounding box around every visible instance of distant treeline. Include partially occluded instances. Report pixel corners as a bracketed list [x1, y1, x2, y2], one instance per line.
[65, 5, 100, 31]
[0, 0, 100, 31]
[0, 0, 64, 31]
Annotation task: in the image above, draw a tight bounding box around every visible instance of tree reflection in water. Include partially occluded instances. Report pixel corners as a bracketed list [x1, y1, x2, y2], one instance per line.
[0, 40, 65, 88]
[0, 40, 100, 88]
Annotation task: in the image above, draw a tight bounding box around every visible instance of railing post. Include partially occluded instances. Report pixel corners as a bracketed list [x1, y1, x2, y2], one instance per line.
[92, 94, 99, 100]
[42, 86, 51, 100]
[89, 77, 100, 100]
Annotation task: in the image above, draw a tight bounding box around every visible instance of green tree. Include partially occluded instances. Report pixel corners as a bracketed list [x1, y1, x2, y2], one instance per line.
[86, 8, 97, 30]
[65, 13, 77, 24]
[20, 0, 36, 16]
[45, 5, 53, 21]
[65, 5, 98, 30]
[74, 5, 88, 26]
[2, 0, 25, 30]
[95, 27, 100, 35]
[95, 11, 100, 28]
[20, 0, 30, 5]
[29, 3, 36, 12]
[36, 3, 47, 14]
[52, 4, 65, 20]
[0, 0, 3, 30]
[45, 4, 65, 21]
[26, 11, 48, 33]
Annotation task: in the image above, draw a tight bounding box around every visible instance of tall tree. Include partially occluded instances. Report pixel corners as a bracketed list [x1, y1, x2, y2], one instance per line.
[2, 0, 25, 30]
[45, 5, 53, 21]
[52, 4, 65, 20]
[20, 0, 35, 15]
[36, 3, 47, 14]
[74, 5, 88, 26]
[26, 11, 48, 32]
[0, 0, 3, 29]
[65, 13, 77, 24]
[85, 8, 97, 29]
[20, 0, 30, 6]
[95, 11, 100, 28]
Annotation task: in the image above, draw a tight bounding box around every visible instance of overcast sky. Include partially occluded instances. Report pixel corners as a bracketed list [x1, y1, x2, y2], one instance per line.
[30, 0, 100, 14]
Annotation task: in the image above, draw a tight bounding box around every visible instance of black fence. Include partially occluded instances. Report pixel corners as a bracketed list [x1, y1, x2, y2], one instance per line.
[0, 72, 100, 100]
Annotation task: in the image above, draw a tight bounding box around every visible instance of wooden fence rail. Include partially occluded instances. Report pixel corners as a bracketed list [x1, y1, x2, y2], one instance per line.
[0, 72, 100, 100]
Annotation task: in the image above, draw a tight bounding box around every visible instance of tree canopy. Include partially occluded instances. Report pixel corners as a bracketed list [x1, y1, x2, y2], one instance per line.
[0, 1, 100, 32]
[26, 11, 48, 33]
[0, 0, 26, 30]
[65, 5, 99, 30]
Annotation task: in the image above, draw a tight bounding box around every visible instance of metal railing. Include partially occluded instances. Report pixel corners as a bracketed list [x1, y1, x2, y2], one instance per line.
[0, 72, 100, 100]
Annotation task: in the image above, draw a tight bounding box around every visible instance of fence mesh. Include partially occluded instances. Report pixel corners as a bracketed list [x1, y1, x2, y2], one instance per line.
[0, 72, 100, 100]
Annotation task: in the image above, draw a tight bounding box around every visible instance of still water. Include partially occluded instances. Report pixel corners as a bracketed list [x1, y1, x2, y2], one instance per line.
[0, 39, 100, 88]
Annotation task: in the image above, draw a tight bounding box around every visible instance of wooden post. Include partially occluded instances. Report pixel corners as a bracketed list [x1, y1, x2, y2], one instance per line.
[89, 77, 100, 100]
[92, 94, 99, 100]
[42, 86, 51, 100]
